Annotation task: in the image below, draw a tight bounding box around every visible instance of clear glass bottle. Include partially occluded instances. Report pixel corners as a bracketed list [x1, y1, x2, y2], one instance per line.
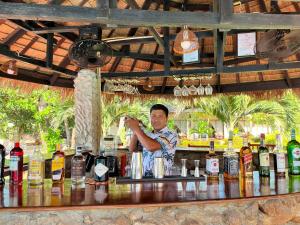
[273, 134, 286, 177]
[240, 136, 253, 177]
[10, 142, 24, 185]
[71, 146, 86, 185]
[51, 144, 65, 183]
[0, 144, 6, 185]
[205, 137, 219, 180]
[28, 145, 44, 185]
[287, 129, 300, 175]
[223, 131, 239, 179]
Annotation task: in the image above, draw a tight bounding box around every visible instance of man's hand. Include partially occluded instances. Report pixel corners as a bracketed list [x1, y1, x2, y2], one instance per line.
[124, 117, 140, 133]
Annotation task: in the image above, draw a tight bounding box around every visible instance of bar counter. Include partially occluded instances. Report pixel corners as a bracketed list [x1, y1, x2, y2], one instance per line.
[1, 171, 300, 225]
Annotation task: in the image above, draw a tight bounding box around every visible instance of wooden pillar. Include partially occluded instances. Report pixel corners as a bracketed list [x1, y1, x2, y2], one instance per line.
[74, 69, 101, 154]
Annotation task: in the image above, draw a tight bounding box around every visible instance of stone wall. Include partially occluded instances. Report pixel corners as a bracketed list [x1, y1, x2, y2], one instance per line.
[1, 194, 300, 225]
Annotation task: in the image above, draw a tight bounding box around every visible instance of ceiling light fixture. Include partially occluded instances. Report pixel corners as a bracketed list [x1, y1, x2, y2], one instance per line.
[0, 60, 18, 76]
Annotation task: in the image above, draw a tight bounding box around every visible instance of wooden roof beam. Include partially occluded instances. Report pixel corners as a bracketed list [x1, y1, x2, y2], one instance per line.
[125, 0, 177, 66]
[101, 61, 300, 78]
[5, 2, 300, 29]
[0, 44, 76, 76]
[1, 28, 25, 46]
[138, 77, 300, 94]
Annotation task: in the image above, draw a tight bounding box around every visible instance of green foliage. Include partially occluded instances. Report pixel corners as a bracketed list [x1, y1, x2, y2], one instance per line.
[41, 128, 62, 153]
[190, 120, 213, 136]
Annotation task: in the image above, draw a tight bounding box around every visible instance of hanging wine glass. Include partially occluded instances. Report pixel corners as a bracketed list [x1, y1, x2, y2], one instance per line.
[205, 83, 213, 95]
[188, 76, 197, 95]
[173, 77, 182, 97]
[197, 78, 205, 95]
[181, 85, 189, 96]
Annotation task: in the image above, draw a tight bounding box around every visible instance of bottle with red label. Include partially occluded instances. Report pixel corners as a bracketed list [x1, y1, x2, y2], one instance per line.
[205, 136, 219, 180]
[287, 129, 300, 175]
[239, 136, 253, 177]
[10, 142, 24, 185]
[273, 134, 286, 177]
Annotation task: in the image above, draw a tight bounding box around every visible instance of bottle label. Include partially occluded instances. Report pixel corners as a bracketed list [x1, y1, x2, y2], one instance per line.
[71, 161, 84, 177]
[276, 153, 286, 172]
[224, 156, 239, 176]
[243, 153, 253, 164]
[259, 153, 269, 167]
[29, 160, 42, 180]
[10, 156, 19, 171]
[292, 148, 300, 159]
[52, 157, 64, 171]
[206, 158, 219, 174]
[95, 163, 109, 177]
[293, 160, 300, 167]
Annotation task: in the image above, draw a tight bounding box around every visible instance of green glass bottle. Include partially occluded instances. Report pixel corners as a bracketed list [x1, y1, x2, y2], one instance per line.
[258, 133, 270, 177]
[287, 129, 300, 175]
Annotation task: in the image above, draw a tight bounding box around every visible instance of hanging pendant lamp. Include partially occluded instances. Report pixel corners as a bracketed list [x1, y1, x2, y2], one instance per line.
[173, 26, 199, 55]
[0, 60, 18, 75]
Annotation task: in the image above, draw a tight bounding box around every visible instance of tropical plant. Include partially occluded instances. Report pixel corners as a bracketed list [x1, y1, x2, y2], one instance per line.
[194, 94, 286, 132]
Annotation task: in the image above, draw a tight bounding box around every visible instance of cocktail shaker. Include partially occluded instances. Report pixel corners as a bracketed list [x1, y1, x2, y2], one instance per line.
[154, 157, 164, 179]
[130, 152, 143, 179]
[181, 159, 187, 177]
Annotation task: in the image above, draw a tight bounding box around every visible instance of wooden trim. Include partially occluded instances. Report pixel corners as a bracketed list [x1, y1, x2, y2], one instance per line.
[2, 2, 300, 29]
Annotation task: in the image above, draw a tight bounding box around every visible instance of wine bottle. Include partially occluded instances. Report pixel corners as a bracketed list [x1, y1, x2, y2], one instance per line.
[258, 134, 270, 177]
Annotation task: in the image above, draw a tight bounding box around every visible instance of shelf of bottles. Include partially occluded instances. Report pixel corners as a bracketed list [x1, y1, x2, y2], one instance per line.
[0, 129, 300, 207]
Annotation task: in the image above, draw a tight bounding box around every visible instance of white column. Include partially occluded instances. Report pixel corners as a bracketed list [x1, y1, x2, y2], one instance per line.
[74, 69, 101, 154]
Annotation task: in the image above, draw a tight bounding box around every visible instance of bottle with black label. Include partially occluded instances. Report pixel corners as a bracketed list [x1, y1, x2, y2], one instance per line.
[0, 144, 6, 185]
[94, 151, 109, 183]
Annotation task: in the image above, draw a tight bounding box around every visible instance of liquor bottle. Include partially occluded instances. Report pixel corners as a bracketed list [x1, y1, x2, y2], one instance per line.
[28, 145, 44, 185]
[94, 151, 109, 183]
[223, 131, 239, 179]
[10, 142, 24, 184]
[258, 134, 270, 177]
[239, 176, 253, 198]
[205, 137, 219, 180]
[273, 134, 286, 177]
[71, 146, 86, 185]
[51, 144, 65, 183]
[0, 144, 6, 185]
[287, 129, 300, 175]
[240, 136, 253, 177]
[260, 177, 271, 196]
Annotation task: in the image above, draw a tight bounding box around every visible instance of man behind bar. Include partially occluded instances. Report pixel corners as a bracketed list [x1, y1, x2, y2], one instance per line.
[125, 104, 178, 176]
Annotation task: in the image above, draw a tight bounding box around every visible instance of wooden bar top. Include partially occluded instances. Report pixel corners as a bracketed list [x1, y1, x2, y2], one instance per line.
[0, 171, 300, 211]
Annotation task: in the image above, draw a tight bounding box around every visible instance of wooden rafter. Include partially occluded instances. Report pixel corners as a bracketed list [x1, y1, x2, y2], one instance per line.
[3, 2, 300, 29]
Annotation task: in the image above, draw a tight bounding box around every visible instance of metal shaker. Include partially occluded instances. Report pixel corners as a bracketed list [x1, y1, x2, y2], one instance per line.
[154, 157, 164, 179]
[181, 159, 187, 177]
[194, 160, 200, 178]
[130, 152, 143, 179]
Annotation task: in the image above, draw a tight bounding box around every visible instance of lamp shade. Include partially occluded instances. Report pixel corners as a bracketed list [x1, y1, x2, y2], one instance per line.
[0, 60, 18, 75]
[173, 27, 199, 55]
[142, 78, 155, 91]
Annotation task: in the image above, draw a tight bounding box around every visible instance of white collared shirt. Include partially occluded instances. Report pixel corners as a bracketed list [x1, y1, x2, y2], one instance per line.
[142, 127, 178, 176]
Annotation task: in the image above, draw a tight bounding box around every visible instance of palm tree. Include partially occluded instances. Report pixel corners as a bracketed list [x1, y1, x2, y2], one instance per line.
[194, 94, 286, 132]
[101, 97, 149, 136]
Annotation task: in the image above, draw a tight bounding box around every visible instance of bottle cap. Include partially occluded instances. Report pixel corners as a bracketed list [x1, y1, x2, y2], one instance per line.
[15, 142, 20, 148]
[260, 133, 265, 139]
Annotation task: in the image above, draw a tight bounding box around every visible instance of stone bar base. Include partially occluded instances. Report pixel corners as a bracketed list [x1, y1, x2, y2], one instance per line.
[1, 194, 300, 225]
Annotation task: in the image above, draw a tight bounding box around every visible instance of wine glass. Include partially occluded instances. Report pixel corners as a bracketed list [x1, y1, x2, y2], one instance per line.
[205, 84, 213, 95]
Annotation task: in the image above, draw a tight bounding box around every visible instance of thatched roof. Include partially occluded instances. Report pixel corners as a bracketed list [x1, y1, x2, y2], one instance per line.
[0, 0, 300, 95]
